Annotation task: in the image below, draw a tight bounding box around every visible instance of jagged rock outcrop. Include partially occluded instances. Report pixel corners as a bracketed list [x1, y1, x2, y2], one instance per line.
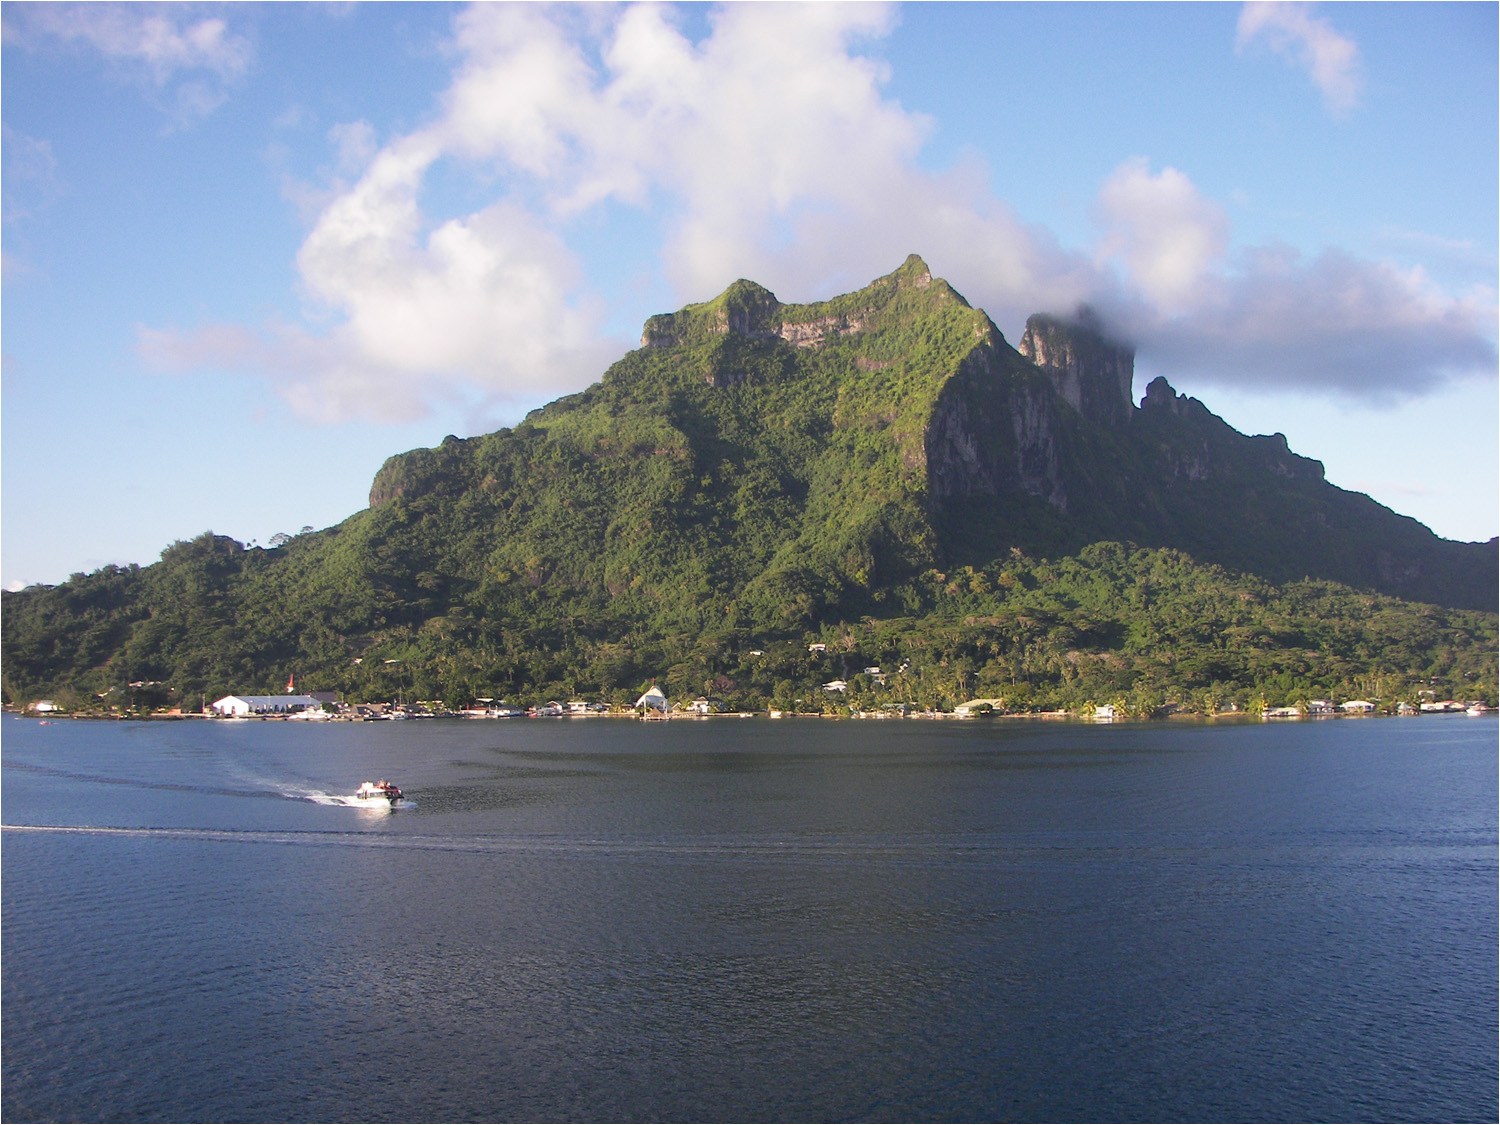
[1140, 374, 1185, 415]
[1019, 309, 1135, 427]
[370, 438, 468, 508]
[1139, 375, 1325, 485]
[640, 280, 783, 348]
[641, 254, 947, 353]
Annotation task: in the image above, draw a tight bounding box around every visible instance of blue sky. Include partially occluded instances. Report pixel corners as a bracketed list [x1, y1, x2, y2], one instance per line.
[3, 1, 1496, 590]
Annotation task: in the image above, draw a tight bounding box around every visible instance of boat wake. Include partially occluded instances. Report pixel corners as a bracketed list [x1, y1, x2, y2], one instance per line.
[2, 761, 414, 809]
[2, 759, 291, 802]
[0, 824, 1092, 863]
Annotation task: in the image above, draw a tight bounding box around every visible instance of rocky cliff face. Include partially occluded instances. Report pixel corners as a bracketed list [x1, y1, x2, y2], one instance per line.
[1018, 309, 1135, 427]
[778, 313, 866, 348]
[923, 344, 1068, 512]
[1138, 375, 1325, 484]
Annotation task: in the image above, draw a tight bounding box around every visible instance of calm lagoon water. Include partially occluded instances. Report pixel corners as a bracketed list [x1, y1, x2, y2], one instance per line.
[3, 713, 1495, 1122]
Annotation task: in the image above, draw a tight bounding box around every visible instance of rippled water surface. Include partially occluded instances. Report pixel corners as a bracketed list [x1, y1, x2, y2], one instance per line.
[3, 714, 1495, 1122]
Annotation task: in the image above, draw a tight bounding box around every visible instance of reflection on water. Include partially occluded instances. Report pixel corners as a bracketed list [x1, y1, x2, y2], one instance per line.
[2, 714, 1495, 1122]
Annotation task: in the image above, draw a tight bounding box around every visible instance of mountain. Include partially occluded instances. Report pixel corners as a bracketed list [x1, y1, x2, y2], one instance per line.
[3, 256, 1495, 712]
[366, 253, 1495, 612]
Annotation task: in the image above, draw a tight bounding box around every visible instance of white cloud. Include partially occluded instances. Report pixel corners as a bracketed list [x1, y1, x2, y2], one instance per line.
[430, 2, 936, 291]
[21, 3, 250, 81]
[1132, 244, 1497, 399]
[9, 3, 252, 121]
[144, 1, 1019, 419]
[1083, 158, 1496, 399]
[141, 2, 1492, 420]
[141, 187, 620, 423]
[1236, 2, 1362, 116]
[1094, 158, 1228, 314]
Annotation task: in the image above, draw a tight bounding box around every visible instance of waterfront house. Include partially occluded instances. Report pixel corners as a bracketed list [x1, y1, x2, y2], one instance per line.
[211, 694, 325, 717]
[635, 685, 669, 713]
[1340, 699, 1376, 713]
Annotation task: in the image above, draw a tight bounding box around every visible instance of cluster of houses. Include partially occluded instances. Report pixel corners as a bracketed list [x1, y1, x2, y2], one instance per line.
[1260, 698, 1490, 719]
[22, 664, 1494, 722]
[806, 646, 909, 694]
[202, 687, 731, 721]
[20, 687, 1494, 721]
[1263, 699, 1378, 719]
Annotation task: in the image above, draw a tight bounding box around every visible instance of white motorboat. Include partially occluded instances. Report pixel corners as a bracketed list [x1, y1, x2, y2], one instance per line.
[354, 780, 403, 804]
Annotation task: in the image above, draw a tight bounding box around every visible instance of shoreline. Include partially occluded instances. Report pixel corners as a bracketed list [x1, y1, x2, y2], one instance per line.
[7, 707, 1489, 725]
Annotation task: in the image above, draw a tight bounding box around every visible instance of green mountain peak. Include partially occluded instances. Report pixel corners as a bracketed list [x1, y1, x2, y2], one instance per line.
[639, 253, 974, 353]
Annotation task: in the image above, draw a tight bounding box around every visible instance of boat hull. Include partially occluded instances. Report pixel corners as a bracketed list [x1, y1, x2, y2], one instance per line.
[354, 781, 403, 803]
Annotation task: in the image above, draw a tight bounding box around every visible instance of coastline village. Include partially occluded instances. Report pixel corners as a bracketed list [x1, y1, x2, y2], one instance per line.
[17, 654, 1492, 723]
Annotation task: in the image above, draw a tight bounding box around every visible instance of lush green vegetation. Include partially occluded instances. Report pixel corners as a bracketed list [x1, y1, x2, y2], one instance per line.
[4, 537, 1493, 716]
[5, 257, 1494, 716]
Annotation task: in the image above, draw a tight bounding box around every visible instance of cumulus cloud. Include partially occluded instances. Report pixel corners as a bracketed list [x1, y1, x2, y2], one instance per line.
[7, 2, 252, 121]
[162, 107, 620, 421]
[506, 2, 1099, 325]
[141, 2, 1491, 420]
[143, 2, 1100, 420]
[1236, 1, 1362, 116]
[1086, 158, 1497, 399]
[1132, 246, 1497, 399]
[142, 187, 619, 422]
[1094, 158, 1228, 314]
[431, 3, 946, 294]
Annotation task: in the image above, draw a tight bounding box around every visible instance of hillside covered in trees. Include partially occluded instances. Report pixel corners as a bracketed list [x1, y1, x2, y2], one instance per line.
[4, 257, 1495, 715]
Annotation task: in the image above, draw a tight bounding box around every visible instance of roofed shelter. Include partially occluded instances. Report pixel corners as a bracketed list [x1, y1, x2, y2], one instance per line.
[212, 694, 325, 717]
[635, 686, 668, 713]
